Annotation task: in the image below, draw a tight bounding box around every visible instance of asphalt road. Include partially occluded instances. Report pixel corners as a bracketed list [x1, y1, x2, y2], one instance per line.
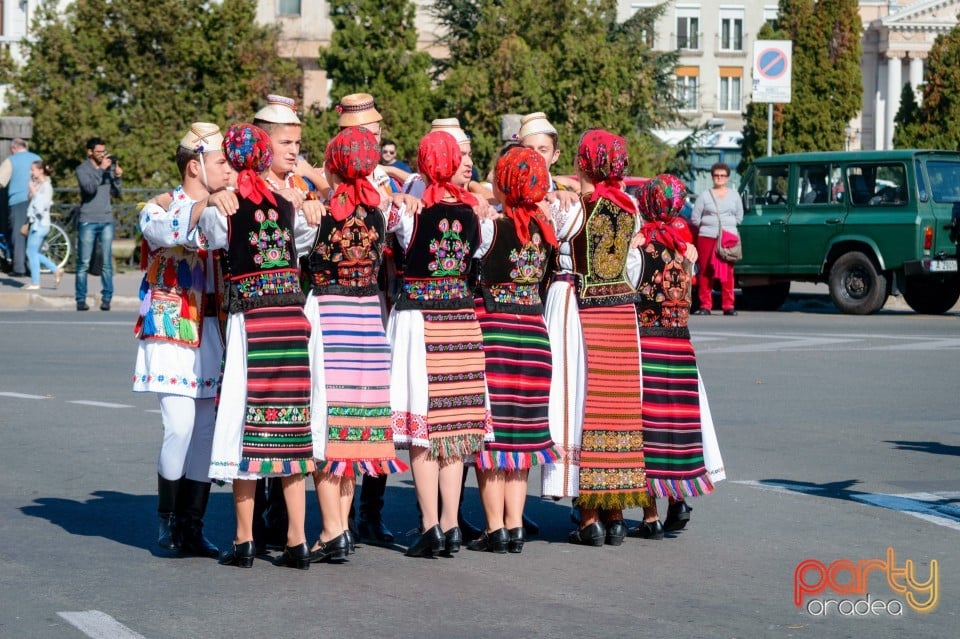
[0, 308, 957, 639]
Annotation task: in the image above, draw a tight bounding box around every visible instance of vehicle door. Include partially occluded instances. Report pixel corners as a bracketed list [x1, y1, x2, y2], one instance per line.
[844, 161, 911, 268]
[785, 162, 846, 275]
[738, 162, 790, 272]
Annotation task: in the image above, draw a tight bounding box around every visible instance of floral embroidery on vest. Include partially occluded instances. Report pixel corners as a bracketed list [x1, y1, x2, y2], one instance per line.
[249, 208, 291, 269]
[428, 218, 471, 276]
[509, 232, 547, 284]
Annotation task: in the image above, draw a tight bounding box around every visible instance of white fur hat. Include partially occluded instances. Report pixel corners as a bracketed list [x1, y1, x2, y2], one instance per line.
[254, 94, 301, 125]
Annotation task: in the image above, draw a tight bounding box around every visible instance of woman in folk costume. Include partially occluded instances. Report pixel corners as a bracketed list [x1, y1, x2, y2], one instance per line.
[388, 130, 489, 558]
[466, 144, 562, 554]
[200, 123, 318, 570]
[133, 123, 232, 557]
[629, 175, 715, 539]
[302, 126, 409, 563]
[560, 129, 651, 547]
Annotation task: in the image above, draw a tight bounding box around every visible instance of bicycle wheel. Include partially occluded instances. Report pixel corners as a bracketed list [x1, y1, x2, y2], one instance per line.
[41, 223, 71, 272]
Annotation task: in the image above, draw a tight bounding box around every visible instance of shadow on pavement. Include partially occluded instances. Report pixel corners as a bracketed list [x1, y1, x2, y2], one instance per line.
[885, 440, 960, 458]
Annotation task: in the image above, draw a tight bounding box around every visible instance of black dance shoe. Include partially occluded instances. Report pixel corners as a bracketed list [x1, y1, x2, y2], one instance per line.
[629, 520, 665, 540]
[466, 527, 510, 553]
[218, 541, 255, 568]
[405, 524, 444, 558]
[604, 520, 627, 546]
[357, 517, 395, 545]
[276, 542, 311, 570]
[507, 527, 525, 554]
[567, 521, 606, 547]
[663, 501, 693, 532]
[309, 533, 349, 563]
[440, 526, 462, 557]
[344, 529, 356, 555]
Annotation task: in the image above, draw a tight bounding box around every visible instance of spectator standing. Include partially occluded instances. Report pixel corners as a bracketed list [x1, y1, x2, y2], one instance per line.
[23, 161, 63, 289]
[690, 162, 743, 316]
[75, 137, 122, 311]
[380, 139, 412, 172]
[0, 138, 41, 276]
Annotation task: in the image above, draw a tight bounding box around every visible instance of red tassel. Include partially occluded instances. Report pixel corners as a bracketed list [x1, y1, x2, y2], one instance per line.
[139, 239, 150, 271]
[163, 260, 176, 287]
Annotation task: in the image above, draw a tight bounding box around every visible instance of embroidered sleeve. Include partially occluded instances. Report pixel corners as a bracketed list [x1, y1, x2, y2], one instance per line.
[550, 198, 584, 242]
[385, 201, 405, 233]
[196, 206, 228, 250]
[140, 189, 194, 249]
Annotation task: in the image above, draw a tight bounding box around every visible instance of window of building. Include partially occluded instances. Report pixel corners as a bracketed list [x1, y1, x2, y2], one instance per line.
[719, 8, 744, 51]
[676, 66, 699, 111]
[718, 67, 743, 112]
[676, 6, 701, 50]
[764, 6, 779, 31]
[277, 0, 302, 16]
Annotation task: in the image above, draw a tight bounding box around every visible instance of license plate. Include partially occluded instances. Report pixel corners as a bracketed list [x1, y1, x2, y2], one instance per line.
[930, 259, 958, 272]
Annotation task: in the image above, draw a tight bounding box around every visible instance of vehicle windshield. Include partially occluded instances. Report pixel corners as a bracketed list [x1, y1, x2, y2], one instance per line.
[925, 160, 960, 203]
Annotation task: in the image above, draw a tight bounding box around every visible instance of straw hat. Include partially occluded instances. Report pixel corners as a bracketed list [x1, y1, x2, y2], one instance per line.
[518, 112, 557, 141]
[254, 94, 301, 125]
[337, 93, 382, 127]
[430, 118, 469, 144]
[179, 122, 224, 153]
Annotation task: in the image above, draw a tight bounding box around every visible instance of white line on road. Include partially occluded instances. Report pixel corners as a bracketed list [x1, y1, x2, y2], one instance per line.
[58, 611, 148, 639]
[68, 400, 135, 409]
[734, 480, 960, 532]
[0, 391, 49, 399]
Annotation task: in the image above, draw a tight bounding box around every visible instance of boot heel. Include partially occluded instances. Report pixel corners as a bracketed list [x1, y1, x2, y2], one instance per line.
[277, 543, 311, 570]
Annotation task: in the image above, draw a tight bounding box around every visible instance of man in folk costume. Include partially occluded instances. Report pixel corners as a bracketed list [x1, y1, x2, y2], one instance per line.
[517, 111, 580, 194]
[133, 123, 233, 556]
[209, 95, 325, 553]
[543, 129, 650, 547]
[201, 123, 319, 569]
[301, 126, 412, 562]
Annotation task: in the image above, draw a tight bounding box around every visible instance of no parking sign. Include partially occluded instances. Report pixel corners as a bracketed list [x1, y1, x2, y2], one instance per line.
[752, 40, 792, 103]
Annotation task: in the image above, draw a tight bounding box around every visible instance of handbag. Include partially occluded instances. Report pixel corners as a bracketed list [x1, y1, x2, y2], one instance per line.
[709, 190, 742, 263]
[19, 222, 30, 236]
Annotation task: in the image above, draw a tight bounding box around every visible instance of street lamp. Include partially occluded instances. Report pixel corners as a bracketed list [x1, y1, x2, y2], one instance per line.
[844, 124, 852, 151]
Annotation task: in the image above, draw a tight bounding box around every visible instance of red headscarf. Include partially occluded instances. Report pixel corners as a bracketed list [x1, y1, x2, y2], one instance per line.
[636, 173, 689, 253]
[222, 123, 276, 207]
[576, 129, 636, 214]
[325, 126, 382, 221]
[495, 146, 557, 247]
[417, 130, 478, 208]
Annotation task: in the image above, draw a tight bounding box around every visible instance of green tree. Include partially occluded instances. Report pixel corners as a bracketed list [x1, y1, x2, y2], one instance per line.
[7, 0, 299, 187]
[302, 0, 434, 166]
[432, 0, 681, 177]
[740, 0, 862, 169]
[907, 25, 960, 150]
[892, 82, 923, 148]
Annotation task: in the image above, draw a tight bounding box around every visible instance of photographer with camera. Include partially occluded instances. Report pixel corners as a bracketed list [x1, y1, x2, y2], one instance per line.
[75, 136, 122, 311]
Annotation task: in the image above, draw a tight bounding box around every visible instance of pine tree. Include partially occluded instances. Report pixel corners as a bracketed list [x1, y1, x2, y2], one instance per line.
[6, 0, 298, 187]
[892, 82, 922, 148]
[912, 24, 960, 150]
[739, 0, 861, 168]
[302, 0, 434, 166]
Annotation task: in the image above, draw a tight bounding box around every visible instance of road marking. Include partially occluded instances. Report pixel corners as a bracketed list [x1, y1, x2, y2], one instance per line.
[68, 400, 136, 409]
[58, 611, 148, 639]
[735, 480, 960, 532]
[0, 391, 49, 399]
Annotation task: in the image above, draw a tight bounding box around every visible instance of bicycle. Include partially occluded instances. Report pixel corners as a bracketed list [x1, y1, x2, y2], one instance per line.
[0, 222, 71, 274]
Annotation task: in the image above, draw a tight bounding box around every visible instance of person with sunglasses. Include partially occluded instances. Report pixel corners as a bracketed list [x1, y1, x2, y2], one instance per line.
[690, 162, 743, 316]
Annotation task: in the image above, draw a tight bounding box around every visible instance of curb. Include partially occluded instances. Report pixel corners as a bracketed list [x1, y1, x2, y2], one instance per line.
[0, 293, 140, 312]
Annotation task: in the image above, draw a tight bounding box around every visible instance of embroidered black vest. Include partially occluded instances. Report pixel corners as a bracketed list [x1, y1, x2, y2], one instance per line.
[395, 202, 479, 311]
[569, 196, 638, 308]
[304, 205, 385, 297]
[477, 217, 553, 315]
[635, 240, 691, 339]
[222, 196, 305, 313]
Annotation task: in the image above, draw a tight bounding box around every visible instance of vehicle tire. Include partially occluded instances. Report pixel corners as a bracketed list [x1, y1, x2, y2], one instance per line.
[828, 251, 888, 315]
[903, 275, 960, 314]
[40, 223, 71, 272]
[739, 282, 791, 311]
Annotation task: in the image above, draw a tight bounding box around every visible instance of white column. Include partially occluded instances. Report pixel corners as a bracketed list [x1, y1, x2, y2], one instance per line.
[908, 53, 924, 105]
[885, 52, 903, 150]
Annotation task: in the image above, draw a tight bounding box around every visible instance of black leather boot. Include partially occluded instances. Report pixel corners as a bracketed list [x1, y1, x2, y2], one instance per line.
[357, 474, 394, 544]
[252, 478, 268, 555]
[262, 477, 288, 550]
[175, 478, 219, 558]
[455, 466, 483, 542]
[157, 475, 180, 550]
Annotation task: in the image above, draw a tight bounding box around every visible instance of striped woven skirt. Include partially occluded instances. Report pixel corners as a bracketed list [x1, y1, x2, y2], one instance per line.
[640, 336, 714, 498]
[238, 305, 315, 475]
[474, 302, 562, 471]
[309, 294, 407, 477]
[577, 304, 652, 509]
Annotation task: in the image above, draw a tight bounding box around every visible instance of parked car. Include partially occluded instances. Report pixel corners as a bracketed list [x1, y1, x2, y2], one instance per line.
[736, 150, 960, 314]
